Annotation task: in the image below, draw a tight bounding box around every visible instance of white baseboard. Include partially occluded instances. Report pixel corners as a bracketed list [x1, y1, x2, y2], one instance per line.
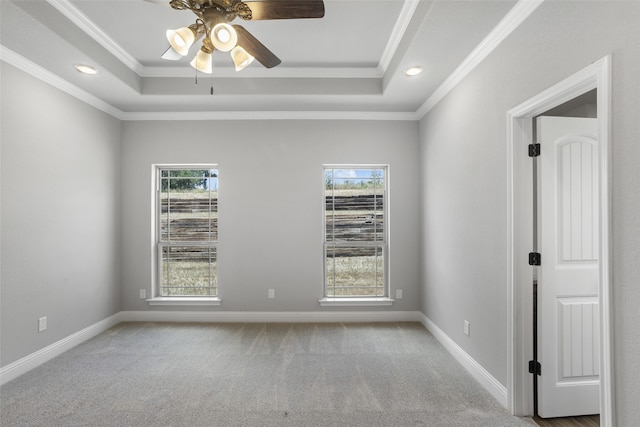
[1, 310, 422, 384]
[0, 313, 122, 386]
[120, 310, 423, 323]
[419, 313, 508, 408]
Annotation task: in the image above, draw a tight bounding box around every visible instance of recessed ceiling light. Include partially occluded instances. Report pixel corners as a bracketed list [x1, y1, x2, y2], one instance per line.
[405, 66, 423, 77]
[75, 64, 98, 75]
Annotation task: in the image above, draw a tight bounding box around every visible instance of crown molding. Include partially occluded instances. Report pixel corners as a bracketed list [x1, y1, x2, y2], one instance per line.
[122, 110, 419, 121]
[378, 0, 420, 74]
[2, 45, 416, 121]
[416, 0, 544, 119]
[0, 45, 125, 120]
[141, 64, 383, 79]
[46, 0, 144, 75]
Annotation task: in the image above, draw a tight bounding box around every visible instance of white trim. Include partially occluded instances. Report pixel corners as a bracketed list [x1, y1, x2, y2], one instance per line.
[46, 0, 144, 74]
[416, 0, 544, 118]
[122, 110, 419, 121]
[506, 56, 614, 425]
[318, 297, 394, 307]
[1, 45, 417, 122]
[147, 297, 222, 306]
[142, 65, 383, 79]
[0, 310, 422, 384]
[378, 0, 420, 75]
[0, 46, 124, 120]
[597, 56, 615, 427]
[322, 165, 390, 301]
[419, 313, 508, 408]
[0, 313, 122, 386]
[120, 310, 421, 323]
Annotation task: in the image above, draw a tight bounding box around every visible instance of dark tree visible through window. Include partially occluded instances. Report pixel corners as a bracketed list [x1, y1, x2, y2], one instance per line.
[161, 169, 216, 191]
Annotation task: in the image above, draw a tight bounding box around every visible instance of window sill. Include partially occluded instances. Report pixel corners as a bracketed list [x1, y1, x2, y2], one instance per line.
[318, 297, 394, 307]
[147, 297, 222, 306]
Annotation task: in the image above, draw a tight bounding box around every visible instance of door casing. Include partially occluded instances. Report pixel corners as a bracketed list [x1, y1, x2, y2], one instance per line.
[506, 56, 614, 425]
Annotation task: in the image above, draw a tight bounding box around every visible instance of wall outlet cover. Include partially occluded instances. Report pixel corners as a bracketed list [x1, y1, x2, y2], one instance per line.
[38, 316, 47, 332]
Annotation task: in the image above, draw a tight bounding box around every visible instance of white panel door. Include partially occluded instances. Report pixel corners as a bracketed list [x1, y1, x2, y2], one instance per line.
[538, 117, 599, 418]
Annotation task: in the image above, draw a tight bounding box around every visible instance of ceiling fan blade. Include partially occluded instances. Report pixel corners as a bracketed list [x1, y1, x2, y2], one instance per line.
[161, 46, 183, 60]
[243, 0, 324, 20]
[233, 25, 281, 68]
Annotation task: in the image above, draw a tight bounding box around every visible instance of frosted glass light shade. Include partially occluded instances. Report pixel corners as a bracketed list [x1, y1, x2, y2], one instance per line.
[166, 27, 196, 56]
[210, 23, 237, 52]
[231, 46, 254, 71]
[190, 48, 213, 74]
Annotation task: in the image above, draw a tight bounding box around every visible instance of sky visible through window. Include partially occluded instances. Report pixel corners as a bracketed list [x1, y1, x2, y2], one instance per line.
[325, 168, 384, 189]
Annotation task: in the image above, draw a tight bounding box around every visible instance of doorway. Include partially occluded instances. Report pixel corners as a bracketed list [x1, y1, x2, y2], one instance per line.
[506, 57, 614, 426]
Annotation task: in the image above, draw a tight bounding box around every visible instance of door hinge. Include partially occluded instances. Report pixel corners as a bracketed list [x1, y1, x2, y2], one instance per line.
[528, 143, 541, 157]
[529, 360, 541, 376]
[529, 252, 541, 266]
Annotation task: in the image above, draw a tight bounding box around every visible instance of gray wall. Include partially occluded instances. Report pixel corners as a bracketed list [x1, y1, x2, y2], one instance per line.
[3, 1, 639, 422]
[0, 63, 122, 366]
[418, 0, 640, 423]
[121, 119, 421, 312]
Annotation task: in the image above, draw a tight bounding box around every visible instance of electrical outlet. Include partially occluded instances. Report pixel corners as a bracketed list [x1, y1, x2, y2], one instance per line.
[140, 289, 147, 299]
[268, 289, 275, 299]
[464, 320, 470, 337]
[38, 316, 47, 332]
[395, 289, 403, 299]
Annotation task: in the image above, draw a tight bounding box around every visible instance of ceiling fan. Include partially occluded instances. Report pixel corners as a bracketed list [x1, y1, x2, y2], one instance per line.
[155, 0, 325, 73]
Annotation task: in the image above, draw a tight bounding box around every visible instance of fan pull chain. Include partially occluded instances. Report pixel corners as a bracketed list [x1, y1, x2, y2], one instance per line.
[210, 76, 214, 95]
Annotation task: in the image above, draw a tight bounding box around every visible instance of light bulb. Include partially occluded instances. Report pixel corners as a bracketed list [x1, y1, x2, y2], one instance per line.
[75, 64, 98, 75]
[218, 28, 230, 43]
[405, 66, 423, 76]
[210, 23, 237, 52]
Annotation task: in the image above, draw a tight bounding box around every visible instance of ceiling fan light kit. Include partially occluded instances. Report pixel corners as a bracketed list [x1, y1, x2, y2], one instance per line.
[159, 0, 325, 74]
[166, 25, 198, 56]
[190, 38, 215, 73]
[231, 45, 254, 71]
[211, 23, 238, 51]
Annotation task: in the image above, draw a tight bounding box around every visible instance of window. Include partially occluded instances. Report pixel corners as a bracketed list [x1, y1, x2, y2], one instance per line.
[155, 167, 218, 299]
[323, 166, 388, 300]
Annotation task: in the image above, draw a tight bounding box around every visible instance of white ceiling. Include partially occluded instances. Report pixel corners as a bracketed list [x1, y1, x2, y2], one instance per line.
[0, 0, 521, 119]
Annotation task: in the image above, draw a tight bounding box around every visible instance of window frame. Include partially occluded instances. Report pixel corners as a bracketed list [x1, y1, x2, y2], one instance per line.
[320, 165, 392, 306]
[149, 164, 221, 306]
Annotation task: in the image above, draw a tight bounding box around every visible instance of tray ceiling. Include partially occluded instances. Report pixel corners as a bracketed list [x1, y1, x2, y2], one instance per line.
[0, 0, 523, 119]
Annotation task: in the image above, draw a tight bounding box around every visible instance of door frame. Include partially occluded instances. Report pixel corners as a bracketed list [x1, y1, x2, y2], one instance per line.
[506, 56, 614, 425]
